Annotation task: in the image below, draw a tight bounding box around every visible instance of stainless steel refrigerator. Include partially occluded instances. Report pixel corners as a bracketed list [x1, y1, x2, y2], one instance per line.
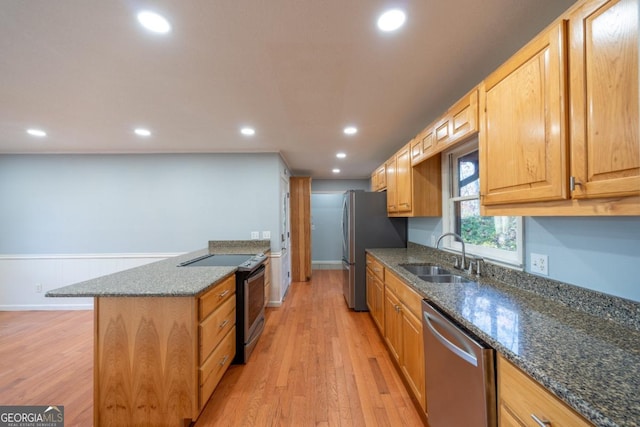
[341, 190, 407, 311]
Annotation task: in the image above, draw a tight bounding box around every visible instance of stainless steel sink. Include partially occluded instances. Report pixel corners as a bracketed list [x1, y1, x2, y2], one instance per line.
[399, 263, 452, 276]
[418, 274, 475, 284]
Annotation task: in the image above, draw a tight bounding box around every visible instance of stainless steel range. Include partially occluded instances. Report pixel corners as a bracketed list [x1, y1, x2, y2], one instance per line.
[179, 253, 268, 364]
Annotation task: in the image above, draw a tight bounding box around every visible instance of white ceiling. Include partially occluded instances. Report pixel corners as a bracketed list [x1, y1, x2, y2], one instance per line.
[0, 0, 576, 179]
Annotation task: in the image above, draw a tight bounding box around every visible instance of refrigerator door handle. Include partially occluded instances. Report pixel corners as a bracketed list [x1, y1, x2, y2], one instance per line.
[341, 193, 350, 263]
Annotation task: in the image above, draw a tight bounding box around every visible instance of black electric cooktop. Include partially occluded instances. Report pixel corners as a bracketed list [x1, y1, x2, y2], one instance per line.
[178, 253, 267, 271]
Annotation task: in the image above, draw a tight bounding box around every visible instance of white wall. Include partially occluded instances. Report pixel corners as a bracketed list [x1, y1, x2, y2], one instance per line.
[0, 253, 174, 310]
[0, 153, 291, 309]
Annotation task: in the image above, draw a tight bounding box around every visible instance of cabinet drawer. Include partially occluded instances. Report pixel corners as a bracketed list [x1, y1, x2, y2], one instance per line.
[384, 269, 403, 295]
[385, 271, 422, 319]
[199, 274, 236, 321]
[199, 294, 236, 363]
[366, 254, 384, 281]
[498, 355, 592, 427]
[200, 326, 236, 408]
[393, 280, 423, 321]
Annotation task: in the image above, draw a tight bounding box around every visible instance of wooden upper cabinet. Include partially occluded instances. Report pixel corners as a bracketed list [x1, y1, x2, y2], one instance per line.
[480, 22, 568, 205]
[434, 88, 479, 152]
[411, 137, 424, 166]
[386, 142, 442, 217]
[376, 164, 387, 191]
[411, 125, 437, 167]
[569, 0, 639, 199]
[396, 143, 412, 213]
[422, 127, 435, 157]
[372, 164, 387, 191]
[386, 157, 398, 212]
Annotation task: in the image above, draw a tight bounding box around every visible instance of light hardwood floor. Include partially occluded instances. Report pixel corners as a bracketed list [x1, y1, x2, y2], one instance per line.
[0, 270, 425, 426]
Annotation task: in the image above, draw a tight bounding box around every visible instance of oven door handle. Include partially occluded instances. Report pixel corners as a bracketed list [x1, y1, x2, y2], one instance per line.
[424, 312, 478, 367]
[245, 264, 266, 283]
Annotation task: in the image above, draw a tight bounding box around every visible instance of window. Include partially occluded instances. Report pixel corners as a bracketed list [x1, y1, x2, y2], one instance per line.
[442, 140, 523, 267]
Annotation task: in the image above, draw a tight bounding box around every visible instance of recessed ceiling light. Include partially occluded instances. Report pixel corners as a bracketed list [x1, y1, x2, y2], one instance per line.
[26, 129, 47, 137]
[336, 152, 347, 159]
[377, 9, 406, 32]
[343, 126, 358, 135]
[137, 11, 171, 34]
[134, 128, 151, 137]
[332, 168, 341, 174]
[240, 127, 256, 136]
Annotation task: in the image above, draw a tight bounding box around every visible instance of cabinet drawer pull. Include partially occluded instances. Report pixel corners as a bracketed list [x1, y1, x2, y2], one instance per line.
[218, 290, 230, 299]
[219, 319, 229, 329]
[531, 414, 551, 426]
[219, 355, 229, 366]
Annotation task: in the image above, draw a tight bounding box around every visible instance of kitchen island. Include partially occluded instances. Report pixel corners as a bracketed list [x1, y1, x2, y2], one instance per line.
[47, 240, 270, 427]
[367, 243, 640, 427]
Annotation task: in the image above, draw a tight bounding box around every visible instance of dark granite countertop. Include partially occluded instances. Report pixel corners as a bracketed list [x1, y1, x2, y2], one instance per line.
[46, 240, 271, 297]
[367, 244, 640, 427]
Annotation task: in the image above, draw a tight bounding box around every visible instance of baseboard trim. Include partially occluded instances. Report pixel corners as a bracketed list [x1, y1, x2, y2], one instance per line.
[312, 261, 342, 270]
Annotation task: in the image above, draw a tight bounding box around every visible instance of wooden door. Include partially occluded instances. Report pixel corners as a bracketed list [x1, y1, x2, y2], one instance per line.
[480, 23, 568, 205]
[569, 0, 640, 199]
[290, 177, 312, 282]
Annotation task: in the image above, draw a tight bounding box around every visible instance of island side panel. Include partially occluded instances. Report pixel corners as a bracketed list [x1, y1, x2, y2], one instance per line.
[94, 296, 198, 427]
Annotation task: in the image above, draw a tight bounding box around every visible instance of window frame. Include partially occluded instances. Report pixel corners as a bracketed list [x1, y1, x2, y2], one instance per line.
[441, 139, 524, 268]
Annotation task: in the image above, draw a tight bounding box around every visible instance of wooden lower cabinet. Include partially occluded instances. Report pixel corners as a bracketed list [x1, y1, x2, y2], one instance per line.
[498, 355, 593, 427]
[94, 274, 237, 426]
[366, 254, 385, 332]
[384, 289, 403, 362]
[382, 271, 427, 413]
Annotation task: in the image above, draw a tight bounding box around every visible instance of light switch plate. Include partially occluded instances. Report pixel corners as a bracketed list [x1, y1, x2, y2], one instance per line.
[530, 253, 548, 275]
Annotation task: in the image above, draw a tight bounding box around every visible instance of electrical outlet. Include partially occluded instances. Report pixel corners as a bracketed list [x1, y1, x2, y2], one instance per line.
[431, 234, 436, 247]
[262, 231, 271, 239]
[530, 253, 549, 275]
[251, 231, 259, 239]
[36, 283, 43, 293]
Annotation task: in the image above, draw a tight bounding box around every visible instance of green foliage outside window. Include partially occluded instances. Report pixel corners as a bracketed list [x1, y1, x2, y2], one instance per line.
[460, 215, 518, 252]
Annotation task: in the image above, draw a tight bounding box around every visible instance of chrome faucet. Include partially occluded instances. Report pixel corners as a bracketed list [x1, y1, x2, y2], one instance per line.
[435, 232, 466, 270]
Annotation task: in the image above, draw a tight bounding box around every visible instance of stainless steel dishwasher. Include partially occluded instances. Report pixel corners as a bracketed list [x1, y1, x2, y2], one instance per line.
[422, 299, 497, 427]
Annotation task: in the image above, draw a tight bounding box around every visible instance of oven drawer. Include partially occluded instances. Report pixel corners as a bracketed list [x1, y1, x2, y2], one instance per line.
[199, 274, 236, 321]
[199, 326, 236, 408]
[199, 294, 236, 363]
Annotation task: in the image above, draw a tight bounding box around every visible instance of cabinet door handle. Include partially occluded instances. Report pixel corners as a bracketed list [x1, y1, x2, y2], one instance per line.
[531, 414, 551, 426]
[219, 319, 229, 329]
[570, 176, 583, 192]
[218, 289, 230, 299]
[219, 355, 229, 366]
